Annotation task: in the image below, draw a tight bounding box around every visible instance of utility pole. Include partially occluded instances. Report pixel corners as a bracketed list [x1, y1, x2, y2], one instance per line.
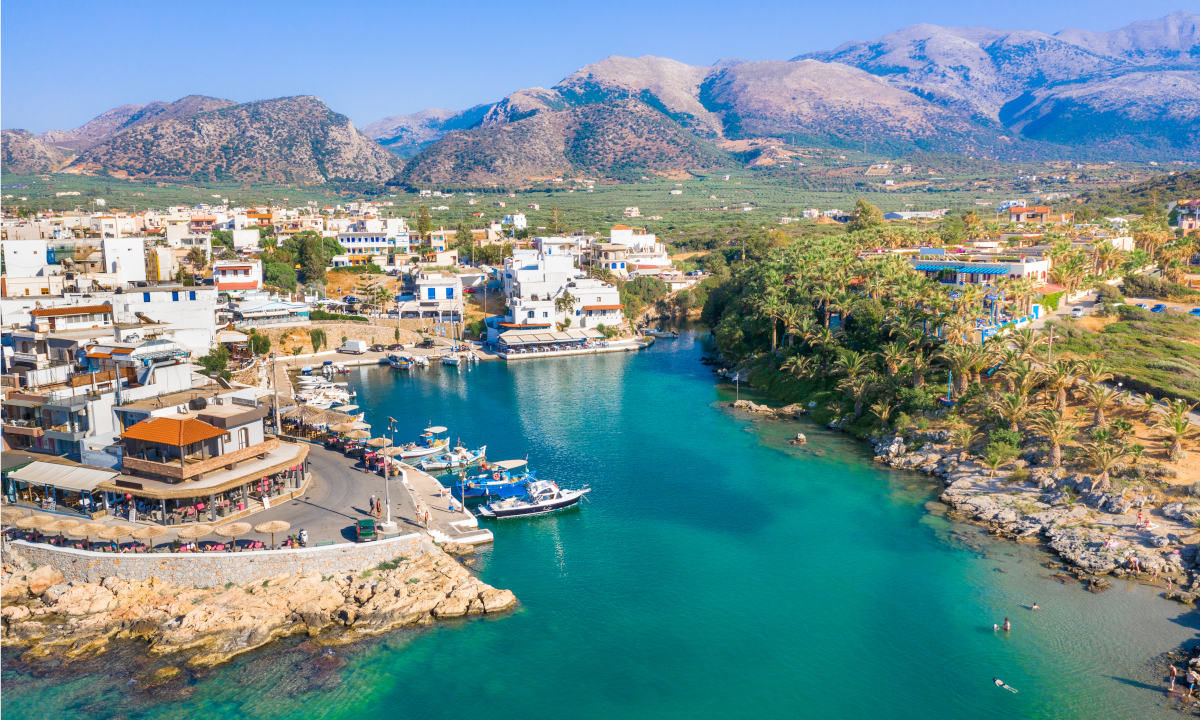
[1046, 325, 1054, 363]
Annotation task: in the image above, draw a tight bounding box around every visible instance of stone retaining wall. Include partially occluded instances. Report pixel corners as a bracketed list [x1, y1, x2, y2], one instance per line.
[8, 533, 434, 585]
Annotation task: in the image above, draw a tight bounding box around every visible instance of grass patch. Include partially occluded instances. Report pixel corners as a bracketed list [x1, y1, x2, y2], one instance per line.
[1048, 314, 1200, 403]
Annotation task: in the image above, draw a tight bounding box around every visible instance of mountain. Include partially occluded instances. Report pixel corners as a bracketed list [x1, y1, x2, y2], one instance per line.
[361, 105, 489, 157]
[401, 99, 729, 185]
[1, 130, 71, 173]
[1080, 169, 1200, 214]
[40, 96, 235, 151]
[65, 96, 401, 184]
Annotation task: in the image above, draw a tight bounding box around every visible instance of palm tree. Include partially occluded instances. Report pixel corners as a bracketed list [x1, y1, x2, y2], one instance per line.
[1085, 444, 1127, 492]
[1078, 359, 1112, 386]
[990, 392, 1031, 433]
[1085, 383, 1120, 428]
[879, 341, 907, 378]
[1010, 327, 1046, 362]
[1038, 360, 1076, 414]
[781, 354, 816, 380]
[950, 424, 981, 456]
[869, 400, 896, 429]
[1154, 399, 1198, 460]
[907, 351, 931, 389]
[1032, 409, 1077, 468]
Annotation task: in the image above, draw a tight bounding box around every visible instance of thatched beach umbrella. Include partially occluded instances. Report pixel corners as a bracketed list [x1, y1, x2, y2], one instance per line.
[383, 446, 407, 456]
[74, 521, 109, 549]
[366, 436, 391, 448]
[253, 519, 290, 549]
[42, 518, 81, 541]
[215, 521, 252, 551]
[1, 505, 32, 525]
[329, 422, 355, 434]
[132, 524, 169, 551]
[16, 514, 54, 532]
[177, 524, 213, 541]
[99, 524, 134, 549]
[346, 429, 371, 440]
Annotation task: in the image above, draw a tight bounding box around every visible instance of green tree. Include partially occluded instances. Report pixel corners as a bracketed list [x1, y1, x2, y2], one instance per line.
[417, 205, 432, 241]
[846, 198, 884, 232]
[308, 329, 327, 352]
[551, 206, 566, 235]
[248, 330, 271, 356]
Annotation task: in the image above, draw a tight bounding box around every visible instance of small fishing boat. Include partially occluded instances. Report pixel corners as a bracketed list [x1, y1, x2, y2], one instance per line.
[645, 328, 679, 339]
[387, 354, 413, 370]
[476, 479, 590, 518]
[412, 355, 430, 368]
[442, 353, 464, 367]
[394, 426, 450, 458]
[450, 459, 532, 500]
[417, 444, 487, 472]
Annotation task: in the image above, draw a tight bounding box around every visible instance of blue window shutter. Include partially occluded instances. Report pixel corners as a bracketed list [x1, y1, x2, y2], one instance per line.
[189, 291, 196, 301]
[172, 291, 179, 301]
[143, 292, 150, 302]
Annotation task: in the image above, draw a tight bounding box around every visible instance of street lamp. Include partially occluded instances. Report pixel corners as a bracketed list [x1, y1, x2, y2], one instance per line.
[380, 416, 399, 532]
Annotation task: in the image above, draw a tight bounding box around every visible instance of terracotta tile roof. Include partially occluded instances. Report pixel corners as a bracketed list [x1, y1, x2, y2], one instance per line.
[30, 304, 112, 318]
[215, 280, 260, 290]
[582, 304, 624, 311]
[121, 417, 225, 446]
[1013, 206, 1050, 214]
[611, 224, 631, 230]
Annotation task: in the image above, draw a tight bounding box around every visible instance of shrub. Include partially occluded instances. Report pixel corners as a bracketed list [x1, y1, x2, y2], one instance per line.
[990, 428, 1022, 447]
[310, 309, 368, 323]
[1096, 284, 1124, 305]
[1115, 304, 1151, 321]
[1041, 291, 1064, 312]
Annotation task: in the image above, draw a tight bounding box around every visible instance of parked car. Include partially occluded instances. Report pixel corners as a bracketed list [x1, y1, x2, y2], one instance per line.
[417, 338, 436, 349]
[356, 518, 377, 542]
[339, 339, 369, 354]
[1071, 306, 1085, 317]
[387, 343, 405, 351]
[1135, 303, 1149, 309]
[463, 286, 478, 294]
[369, 344, 385, 352]
[1189, 308, 1200, 317]
[1151, 304, 1167, 313]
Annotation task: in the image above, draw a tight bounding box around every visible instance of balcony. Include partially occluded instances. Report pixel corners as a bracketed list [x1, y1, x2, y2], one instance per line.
[2, 419, 44, 437]
[11, 352, 50, 369]
[122, 436, 280, 481]
[44, 423, 87, 442]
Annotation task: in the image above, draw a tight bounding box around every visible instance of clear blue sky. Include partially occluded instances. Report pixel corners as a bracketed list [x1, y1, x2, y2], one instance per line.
[1, 0, 1188, 132]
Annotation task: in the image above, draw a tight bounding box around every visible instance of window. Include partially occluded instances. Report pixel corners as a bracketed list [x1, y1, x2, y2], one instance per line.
[189, 291, 196, 300]
[427, 288, 436, 300]
[543, 312, 548, 318]
[239, 427, 250, 449]
[527, 310, 535, 319]
[445, 288, 454, 299]
[171, 291, 179, 301]
[143, 292, 151, 302]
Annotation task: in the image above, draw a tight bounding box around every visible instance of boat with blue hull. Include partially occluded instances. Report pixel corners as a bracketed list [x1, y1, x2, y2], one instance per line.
[476, 479, 591, 518]
[417, 444, 487, 472]
[449, 459, 532, 500]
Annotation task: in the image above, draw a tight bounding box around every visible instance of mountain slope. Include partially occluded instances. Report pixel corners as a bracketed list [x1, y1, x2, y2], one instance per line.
[66, 96, 400, 184]
[1, 130, 71, 173]
[401, 99, 729, 184]
[40, 96, 235, 151]
[361, 105, 490, 157]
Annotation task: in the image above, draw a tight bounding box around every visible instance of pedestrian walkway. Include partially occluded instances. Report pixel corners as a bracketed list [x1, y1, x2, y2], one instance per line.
[393, 462, 494, 546]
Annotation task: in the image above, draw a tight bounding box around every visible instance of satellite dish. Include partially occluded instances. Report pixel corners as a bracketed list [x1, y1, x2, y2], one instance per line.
[95, 198, 107, 207]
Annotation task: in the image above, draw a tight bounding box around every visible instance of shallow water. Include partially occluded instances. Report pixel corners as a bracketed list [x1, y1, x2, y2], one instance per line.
[4, 331, 1198, 719]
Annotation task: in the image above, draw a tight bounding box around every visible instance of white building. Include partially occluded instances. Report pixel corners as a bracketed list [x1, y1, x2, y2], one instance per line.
[2, 239, 50, 277]
[500, 250, 622, 333]
[101, 237, 146, 284]
[503, 213, 528, 231]
[231, 228, 261, 252]
[212, 260, 263, 294]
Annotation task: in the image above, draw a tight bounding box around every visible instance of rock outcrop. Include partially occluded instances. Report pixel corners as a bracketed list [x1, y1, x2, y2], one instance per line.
[1, 545, 515, 667]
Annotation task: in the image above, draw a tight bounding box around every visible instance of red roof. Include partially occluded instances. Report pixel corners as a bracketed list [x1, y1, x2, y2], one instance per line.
[1013, 206, 1051, 214]
[582, 304, 623, 311]
[31, 304, 112, 318]
[216, 280, 260, 291]
[121, 417, 225, 447]
[611, 224, 631, 230]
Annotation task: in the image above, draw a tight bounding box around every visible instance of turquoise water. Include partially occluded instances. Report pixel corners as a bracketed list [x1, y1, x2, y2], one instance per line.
[4, 331, 1197, 718]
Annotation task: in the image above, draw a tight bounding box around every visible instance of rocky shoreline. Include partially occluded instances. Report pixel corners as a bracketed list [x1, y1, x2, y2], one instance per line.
[871, 429, 1200, 600]
[0, 543, 516, 669]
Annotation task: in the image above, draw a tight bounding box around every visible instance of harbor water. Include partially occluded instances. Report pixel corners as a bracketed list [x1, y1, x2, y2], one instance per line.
[4, 330, 1197, 719]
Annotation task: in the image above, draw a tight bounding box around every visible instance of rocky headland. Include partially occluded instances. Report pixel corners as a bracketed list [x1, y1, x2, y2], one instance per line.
[872, 430, 1200, 599]
[0, 543, 515, 669]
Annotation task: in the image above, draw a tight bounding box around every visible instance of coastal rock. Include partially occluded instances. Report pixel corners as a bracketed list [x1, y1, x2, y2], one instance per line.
[432, 595, 470, 618]
[479, 588, 517, 613]
[791, 433, 807, 445]
[26, 566, 63, 596]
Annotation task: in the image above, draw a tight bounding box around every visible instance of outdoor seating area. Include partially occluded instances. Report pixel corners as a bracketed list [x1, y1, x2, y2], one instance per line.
[1, 509, 300, 553]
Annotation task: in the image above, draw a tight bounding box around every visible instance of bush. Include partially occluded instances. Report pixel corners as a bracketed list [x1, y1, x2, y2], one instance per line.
[1115, 304, 1151, 321]
[1096, 284, 1124, 305]
[990, 428, 1022, 447]
[1122, 274, 1200, 301]
[310, 309, 368, 323]
[1041, 291, 1064, 312]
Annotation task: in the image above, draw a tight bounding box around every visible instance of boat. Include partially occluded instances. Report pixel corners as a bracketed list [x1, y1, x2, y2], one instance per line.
[645, 328, 679, 338]
[387, 354, 413, 370]
[442, 353, 463, 367]
[450, 459, 532, 500]
[476, 479, 590, 518]
[417, 444, 487, 472]
[394, 425, 450, 458]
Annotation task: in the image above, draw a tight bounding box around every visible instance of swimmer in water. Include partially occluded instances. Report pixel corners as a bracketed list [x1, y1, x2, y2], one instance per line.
[1031, 602, 1039, 611]
[1003, 617, 1011, 632]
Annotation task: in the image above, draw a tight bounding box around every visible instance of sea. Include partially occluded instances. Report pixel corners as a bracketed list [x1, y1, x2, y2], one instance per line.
[3, 329, 1197, 719]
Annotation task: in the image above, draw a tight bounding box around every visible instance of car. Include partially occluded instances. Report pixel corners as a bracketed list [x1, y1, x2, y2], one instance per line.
[1151, 304, 1167, 313]
[417, 339, 436, 349]
[369, 344, 385, 352]
[1135, 303, 1149, 309]
[356, 518, 378, 542]
[387, 343, 405, 351]
[1070, 306, 1085, 317]
[463, 286, 478, 294]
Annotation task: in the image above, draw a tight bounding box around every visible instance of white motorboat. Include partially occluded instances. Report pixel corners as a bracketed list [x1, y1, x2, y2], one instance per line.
[395, 426, 451, 458]
[477, 479, 590, 518]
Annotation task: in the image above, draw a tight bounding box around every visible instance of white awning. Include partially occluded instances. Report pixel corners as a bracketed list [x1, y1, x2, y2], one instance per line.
[9, 462, 118, 493]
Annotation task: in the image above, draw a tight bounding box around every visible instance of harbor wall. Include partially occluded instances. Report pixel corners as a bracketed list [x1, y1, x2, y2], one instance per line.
[7, 533, 434, 585]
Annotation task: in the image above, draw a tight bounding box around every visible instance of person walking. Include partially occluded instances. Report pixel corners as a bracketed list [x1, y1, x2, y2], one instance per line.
[369, 495, 377, 516]
[1170, 664, 1178, 691]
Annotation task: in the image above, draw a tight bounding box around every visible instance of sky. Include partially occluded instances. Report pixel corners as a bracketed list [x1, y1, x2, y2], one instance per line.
[1, 0, 1190, 132]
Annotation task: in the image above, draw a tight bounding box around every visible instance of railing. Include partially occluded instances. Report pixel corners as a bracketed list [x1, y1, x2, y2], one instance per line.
[1, 420, 43, 437]
[122, 436, 280, 480]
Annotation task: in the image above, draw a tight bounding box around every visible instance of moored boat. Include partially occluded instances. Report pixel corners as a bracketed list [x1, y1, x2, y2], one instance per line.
[645, 328, 679, 339]
[417, 444, 487, 472]
[476, 479, 590, 518]
[450, 459, 532, 500]
[395, 425, 451, 458]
